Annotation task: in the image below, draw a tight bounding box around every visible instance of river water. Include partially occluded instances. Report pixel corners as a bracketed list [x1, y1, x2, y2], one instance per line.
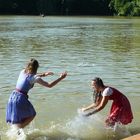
[0, 16, 140, 140]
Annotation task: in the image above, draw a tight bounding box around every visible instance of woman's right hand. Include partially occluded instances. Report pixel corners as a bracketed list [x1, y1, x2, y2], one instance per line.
[45, 72, 54, 76]
[81, 107, 87, 112]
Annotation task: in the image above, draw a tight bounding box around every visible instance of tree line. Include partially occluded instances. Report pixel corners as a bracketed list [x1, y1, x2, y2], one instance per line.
[0, 0, 139, 16]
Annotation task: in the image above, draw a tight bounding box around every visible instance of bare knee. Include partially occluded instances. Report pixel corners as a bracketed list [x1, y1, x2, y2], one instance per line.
[17, 116, 35, 128]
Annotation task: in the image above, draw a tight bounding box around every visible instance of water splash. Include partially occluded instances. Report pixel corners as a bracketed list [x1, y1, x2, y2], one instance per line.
[60, 109, 106, 139]
[114, 123, 131, 138]
[26, 129, 48, 140]
[6, 125, 26, 140]
[105, 122, 131, 140]
[5, 124, 48, 140]
[4, 114, 131, 140]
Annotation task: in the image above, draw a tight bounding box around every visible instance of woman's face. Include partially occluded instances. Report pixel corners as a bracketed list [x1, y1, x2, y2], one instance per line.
[91, 80, 100, 93]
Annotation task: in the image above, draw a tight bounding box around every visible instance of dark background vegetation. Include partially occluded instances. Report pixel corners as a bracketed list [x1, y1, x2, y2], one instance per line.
[0, 0, 140, 16]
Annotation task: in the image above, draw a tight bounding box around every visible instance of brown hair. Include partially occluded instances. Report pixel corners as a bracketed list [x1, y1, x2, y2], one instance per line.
[25, 58, 39, 74]
[92, 77, 104, 87]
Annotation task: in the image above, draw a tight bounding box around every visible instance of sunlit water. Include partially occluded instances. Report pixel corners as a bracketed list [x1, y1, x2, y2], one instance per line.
[0, 16, 140, 140]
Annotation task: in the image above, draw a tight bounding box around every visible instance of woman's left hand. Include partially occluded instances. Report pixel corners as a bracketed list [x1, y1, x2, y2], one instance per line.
[60, 71, 67, 79]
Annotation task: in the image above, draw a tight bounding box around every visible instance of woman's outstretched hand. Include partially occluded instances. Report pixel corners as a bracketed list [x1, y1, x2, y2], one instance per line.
[60, 71, 67, 79]
[79, 108, 93, 117]
[78, 108, 88, 117]
[81, 108, 86, 112]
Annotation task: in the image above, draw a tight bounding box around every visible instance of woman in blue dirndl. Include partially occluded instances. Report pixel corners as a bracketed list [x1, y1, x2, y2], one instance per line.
[6, 58, 67, 128]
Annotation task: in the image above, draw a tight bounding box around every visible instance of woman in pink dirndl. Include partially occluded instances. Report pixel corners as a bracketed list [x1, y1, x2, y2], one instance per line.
[81, 77, 133, 127]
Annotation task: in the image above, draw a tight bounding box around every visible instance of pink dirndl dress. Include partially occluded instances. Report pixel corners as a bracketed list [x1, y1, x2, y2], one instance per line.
[105, 87, 133, 126]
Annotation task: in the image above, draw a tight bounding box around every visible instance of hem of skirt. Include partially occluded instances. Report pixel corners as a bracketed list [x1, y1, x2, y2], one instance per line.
[6, 114, 36, 124]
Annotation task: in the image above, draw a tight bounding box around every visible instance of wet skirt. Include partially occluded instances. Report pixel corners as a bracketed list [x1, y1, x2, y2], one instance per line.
[105, 95, 133, 126]
[6, 90, 36, 124]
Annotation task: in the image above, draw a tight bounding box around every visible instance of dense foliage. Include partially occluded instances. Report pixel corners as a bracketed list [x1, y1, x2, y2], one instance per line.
[109, 0, 140, 16]
[0, 0, 139, 16]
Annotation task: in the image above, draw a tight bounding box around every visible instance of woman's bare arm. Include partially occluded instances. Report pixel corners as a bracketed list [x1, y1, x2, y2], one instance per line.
[82, 96, 102, 111]
[36, 72, 67, 88]
[86, 96, 109, 116]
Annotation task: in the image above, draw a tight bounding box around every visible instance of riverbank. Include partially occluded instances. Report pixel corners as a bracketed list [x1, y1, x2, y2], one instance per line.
[123, 133, 140, 140]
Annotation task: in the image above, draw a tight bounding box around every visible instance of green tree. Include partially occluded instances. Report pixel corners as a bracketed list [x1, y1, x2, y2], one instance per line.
[109, 0, 140, 16]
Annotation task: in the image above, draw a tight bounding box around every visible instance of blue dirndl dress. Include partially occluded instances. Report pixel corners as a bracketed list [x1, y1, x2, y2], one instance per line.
[6, 70, 37, 124]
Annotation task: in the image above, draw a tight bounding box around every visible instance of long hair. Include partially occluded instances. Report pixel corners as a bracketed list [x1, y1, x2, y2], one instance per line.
[93, 90, 102, 103]
[92, 77, 104, 87]
[25, 58, 39, 74]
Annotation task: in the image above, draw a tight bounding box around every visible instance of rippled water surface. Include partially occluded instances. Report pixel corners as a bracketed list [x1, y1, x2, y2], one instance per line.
[0, 16, 140, 140]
